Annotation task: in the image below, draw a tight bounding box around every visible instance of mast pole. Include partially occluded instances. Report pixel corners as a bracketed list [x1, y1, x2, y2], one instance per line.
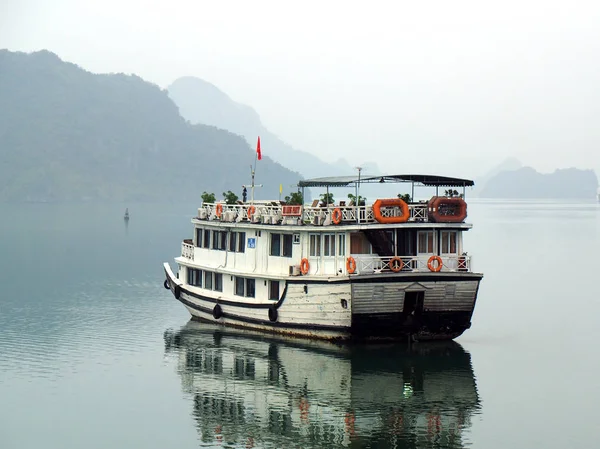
[356, 166, 362, 224]
[251, 146, 258, 204]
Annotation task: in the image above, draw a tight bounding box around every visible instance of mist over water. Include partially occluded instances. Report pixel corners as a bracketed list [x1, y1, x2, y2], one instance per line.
[1, 200, 599, 448]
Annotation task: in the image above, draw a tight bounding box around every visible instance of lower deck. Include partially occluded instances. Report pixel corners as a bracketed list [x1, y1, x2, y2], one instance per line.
[164, 263, 482, 341]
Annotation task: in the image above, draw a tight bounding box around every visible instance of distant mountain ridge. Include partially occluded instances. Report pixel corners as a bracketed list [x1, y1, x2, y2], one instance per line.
[479, 166, 598, 199]
[0, 50, 301, 202]
[167, 76, 380, 178]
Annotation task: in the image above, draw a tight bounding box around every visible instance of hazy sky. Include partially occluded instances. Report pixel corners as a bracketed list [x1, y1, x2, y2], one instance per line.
[2, 0, 600, 178]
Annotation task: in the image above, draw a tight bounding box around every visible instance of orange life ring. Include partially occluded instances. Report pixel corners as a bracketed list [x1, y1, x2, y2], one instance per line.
[215, 203, 223, 217]
[389, 256, 403, 272]
[247, 205, 256, 218]
[332, 208, 342, 225]
[427, 255, 443, 272]
[373, 198, 410, 224]
[300, 258, 310, 275]
[346, 256, 357, 274]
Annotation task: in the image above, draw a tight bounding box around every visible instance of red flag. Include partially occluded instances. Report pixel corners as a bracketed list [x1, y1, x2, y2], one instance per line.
[256, 136, 262, 160]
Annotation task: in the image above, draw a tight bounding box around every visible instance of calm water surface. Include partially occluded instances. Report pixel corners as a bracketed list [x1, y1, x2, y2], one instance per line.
[1, 200, 599, 448]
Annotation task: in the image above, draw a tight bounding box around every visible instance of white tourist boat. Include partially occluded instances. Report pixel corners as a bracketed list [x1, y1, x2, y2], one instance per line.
[163, 174, 484, 341]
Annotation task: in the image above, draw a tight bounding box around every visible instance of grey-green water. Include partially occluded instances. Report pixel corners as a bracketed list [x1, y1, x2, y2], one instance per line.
[1, 200, 599, 448]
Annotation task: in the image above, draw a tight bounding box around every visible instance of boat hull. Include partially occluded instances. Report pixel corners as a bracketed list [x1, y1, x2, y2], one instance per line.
[164, 263, 482, 342]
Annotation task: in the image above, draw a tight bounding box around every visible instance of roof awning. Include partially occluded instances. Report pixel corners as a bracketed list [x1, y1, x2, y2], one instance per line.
[298, 174, 474, 188]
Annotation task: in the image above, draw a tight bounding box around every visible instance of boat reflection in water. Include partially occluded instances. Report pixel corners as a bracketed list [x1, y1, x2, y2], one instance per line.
[164, 322, 481, 448]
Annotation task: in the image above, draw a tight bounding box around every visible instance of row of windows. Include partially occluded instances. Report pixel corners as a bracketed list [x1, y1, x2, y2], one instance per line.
[234, 277, 280, 300]
[234, 276, 255, 298]
[188, 268, 223, 291]
[270, 233, 293, 257]
[309, 234, 346, 257]
[189, 269, 280, 301]
[194, 229, 456, 257]
[417, 231, 457, 254]
[195, 229, 246, 253]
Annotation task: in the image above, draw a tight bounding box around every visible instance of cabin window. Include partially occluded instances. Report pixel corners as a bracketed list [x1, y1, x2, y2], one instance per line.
[338, 234, 346, 256]
[270, 233, 281, 256]
[235, 276, 245, 296]
[229, 232, 245, 253]
[323, 234, 336, 257]
[309, 234, 321, 257]
[350, 232, 372, 254]
[441, 231, 458, 254]
[417, 231, 435, 254]
[237, 232, 246, 253]
[188, 268, 202, 287]
[229, 232, 237, 252]
[283, 234, 293, 256]
[293, 234, 300, 244]
[214, 273, 223, 292]
[270, 233, 293, 257]
[234, 276, 255, 297]
[212, 231, 227, 250]
[269, 280, 280, 300]
[246, 279, 255, 298]
[195, 228, 203, 247]
[204, 271, 213, 290]
[203, 229, 211, 249]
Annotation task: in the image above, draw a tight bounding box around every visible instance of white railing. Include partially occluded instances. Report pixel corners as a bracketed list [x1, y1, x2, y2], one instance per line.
[196, 201, 433, 225]
[352, 254, 471, 274]
[182, 240, 194, 261]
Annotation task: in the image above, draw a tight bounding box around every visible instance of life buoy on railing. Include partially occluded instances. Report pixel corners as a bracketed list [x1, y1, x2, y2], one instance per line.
[300, 258, 310, 275]
[332, 208, 342, 225]
[215, 203, 223, 217]
[389, 256, 403, 272]
[346, 256, 357, 274]
[427, 255, 443, 272]
[373, 198, 410, 224]
[247, 205, 256, 219]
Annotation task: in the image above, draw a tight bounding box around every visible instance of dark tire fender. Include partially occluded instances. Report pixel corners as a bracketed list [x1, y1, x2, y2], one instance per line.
[213, 304, 223, 320]
[268, 306, 278, 323]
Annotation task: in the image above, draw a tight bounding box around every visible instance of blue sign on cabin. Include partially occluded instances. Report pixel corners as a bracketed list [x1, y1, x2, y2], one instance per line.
[247, 238, 256, 249]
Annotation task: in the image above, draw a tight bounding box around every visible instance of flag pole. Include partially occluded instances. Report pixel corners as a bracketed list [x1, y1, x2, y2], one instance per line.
[251, 136, 261, 204]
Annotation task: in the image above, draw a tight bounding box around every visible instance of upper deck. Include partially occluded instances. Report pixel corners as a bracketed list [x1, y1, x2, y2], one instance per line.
[194, 199, 469, 227]
[195, 173, 474, 228]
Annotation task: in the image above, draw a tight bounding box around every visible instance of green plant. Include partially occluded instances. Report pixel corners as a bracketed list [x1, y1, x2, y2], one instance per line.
[444, 189, 459, 198]
[223, 190, 239, 205]
[347, 193, 366, 206]
[397, 193, 411, 203]
[284, 192, 303, 205]
[201, 191, 216, 204]
[319, 193, 334, 206]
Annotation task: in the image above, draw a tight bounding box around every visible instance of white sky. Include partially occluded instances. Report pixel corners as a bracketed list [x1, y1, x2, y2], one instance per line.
[2, 0, 600, 178]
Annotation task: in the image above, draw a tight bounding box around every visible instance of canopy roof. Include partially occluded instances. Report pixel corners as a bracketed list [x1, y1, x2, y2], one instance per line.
[298, 174, 474, 188]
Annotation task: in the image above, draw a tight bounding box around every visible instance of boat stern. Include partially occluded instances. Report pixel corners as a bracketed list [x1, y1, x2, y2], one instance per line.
[350, 272, 483, 341]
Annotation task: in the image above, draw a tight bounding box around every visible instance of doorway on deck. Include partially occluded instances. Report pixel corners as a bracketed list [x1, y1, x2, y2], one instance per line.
[403, 291, 424, 317]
